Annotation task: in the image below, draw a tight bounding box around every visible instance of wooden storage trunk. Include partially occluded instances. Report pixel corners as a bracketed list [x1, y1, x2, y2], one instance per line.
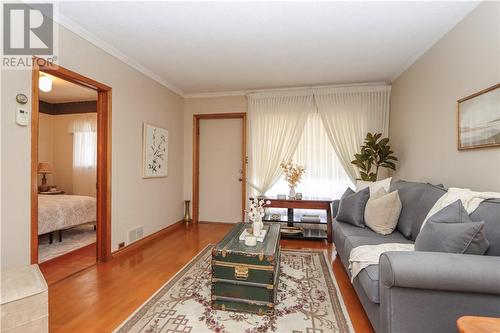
[211, 222, 281, 316]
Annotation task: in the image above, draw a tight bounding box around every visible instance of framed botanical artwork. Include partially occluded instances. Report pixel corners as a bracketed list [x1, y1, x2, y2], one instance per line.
[457, 83, 500, 150]
[142, 123, 168, 178]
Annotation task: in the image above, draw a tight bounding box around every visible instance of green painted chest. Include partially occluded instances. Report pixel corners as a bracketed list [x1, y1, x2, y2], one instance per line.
[211, 222, 281, 316]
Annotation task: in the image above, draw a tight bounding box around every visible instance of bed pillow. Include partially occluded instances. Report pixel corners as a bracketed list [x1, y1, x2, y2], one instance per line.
[364, 188, 402, 235]
[357, 177, 392, 196]
[415, 200, 489, 254]
[336, 187, 370, 227]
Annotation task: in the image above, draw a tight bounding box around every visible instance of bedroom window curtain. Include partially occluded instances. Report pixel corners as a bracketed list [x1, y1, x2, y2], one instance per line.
[247, 92, 314, 196]
[71, 114, 97, 197]
[315, 86, 391, 183]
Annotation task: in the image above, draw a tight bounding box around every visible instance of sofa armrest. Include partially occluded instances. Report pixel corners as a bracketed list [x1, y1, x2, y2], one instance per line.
[332, 200, 340, 218]
[379, 251, 500, 333]
[380, 251, 500, 295]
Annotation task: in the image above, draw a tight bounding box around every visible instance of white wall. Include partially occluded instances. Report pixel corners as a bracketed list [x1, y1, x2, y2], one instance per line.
[1, 24, 184, 269]
[390, 1, 500, 191]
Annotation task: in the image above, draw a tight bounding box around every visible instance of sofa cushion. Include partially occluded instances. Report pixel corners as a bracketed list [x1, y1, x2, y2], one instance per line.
[411, 184, 447, 240]
[390, 180, 427, 239]
[333, 220, 413, 305]
[356, 265, 380, 303]
[415, 200, 490, 254]
[337, 187, 370, 227]
[333, 220, 411, 261]
[471, 199, 500, 256]
[365, 188, 402, 235]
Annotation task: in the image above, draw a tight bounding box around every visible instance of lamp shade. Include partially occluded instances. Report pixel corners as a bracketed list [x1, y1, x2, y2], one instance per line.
[38, 162, 53, 174]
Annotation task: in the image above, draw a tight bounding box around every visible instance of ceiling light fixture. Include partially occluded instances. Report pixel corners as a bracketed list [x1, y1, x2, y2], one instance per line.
[39, 75, 52, 92]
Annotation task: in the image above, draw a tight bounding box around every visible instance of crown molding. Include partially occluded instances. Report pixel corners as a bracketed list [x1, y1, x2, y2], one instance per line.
[184, 81, 389, 99]
[53, 13, 185, 97]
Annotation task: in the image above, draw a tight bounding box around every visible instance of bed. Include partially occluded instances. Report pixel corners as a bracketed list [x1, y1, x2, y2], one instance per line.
[38, 194, 96, 239]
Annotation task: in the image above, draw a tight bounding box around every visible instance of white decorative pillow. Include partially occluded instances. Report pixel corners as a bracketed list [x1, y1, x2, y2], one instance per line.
[357, 177, 392, 196]
[364, 188, 402, 235]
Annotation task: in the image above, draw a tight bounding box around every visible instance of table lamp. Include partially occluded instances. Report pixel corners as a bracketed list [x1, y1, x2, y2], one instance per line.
[38, 162, 53, 192]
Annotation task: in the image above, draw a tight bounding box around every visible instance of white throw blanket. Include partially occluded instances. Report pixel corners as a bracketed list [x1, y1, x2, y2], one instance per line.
[348, 243, 414, 281]
[420, 187, 500, 230]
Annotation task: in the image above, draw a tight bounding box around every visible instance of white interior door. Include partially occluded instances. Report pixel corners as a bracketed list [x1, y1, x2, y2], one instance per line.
[199, 118, 242, 223]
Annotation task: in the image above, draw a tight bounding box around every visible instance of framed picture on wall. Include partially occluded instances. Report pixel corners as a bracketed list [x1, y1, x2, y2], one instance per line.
[457, 83, 500, 150]
[142, 123, 168, 178]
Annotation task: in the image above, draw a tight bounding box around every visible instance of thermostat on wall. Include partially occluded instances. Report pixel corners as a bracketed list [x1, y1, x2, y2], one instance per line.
[16, 108, 29, 126]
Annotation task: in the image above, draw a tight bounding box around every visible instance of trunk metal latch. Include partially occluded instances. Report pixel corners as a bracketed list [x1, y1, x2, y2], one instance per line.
[234, 265, 249, 280]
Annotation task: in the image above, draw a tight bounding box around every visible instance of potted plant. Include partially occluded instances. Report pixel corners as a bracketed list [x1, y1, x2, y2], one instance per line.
[351, 132, 398, 181]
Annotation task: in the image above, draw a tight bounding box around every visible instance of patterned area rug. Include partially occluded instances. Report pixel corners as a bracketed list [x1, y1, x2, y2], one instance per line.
[114, 246, 353, 333]
[38, 224, 96, 262]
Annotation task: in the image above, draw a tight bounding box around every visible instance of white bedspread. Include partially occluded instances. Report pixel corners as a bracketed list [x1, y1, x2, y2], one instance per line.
[38, 195, 96, 235]
[348, 243, 414, 282]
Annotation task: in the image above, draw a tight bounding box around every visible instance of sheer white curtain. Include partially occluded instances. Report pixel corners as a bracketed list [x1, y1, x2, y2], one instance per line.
[248, 92, 315, 195]
[266, 112, 354, 200]
[71, 114, 97, 197]
[315, 86, 391, 183]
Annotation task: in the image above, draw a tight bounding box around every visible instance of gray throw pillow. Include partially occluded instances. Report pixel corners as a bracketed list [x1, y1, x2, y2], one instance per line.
[390, 180, 427, 239]
[415, 200, 490, 254]
[336, 187, 370, 227]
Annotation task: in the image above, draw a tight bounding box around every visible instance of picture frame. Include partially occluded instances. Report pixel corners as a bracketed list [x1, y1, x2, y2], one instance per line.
[457, 83, 500, 150]
[142, 123, 168, 178]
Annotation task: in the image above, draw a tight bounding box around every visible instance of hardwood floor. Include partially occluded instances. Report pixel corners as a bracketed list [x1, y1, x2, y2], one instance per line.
[46, 222, 374, 333]
[39, 243, 96, 286]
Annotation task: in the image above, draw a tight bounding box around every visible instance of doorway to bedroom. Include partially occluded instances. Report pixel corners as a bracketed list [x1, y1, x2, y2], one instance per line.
[31, 61, 112, 284]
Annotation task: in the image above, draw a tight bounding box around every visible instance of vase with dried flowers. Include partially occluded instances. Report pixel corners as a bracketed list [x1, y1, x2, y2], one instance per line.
[280, 160, 306, 199]
[247, 199, 270, 236]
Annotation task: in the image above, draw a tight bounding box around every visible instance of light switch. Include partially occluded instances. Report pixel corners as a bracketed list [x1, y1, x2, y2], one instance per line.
[16, 108, 29, 126]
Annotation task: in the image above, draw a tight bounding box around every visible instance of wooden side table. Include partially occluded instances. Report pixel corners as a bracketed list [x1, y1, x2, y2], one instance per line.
[255, 197, 333, 243]
[457, 316, 500, 333]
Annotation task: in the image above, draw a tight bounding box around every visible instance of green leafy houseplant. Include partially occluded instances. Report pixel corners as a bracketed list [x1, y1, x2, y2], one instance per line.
[351, 132, 398, 181]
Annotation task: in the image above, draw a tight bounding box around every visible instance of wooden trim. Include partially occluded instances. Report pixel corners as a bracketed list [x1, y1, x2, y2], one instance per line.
[192, 116, 200, 223]
[457, 83, 500, 151]
[194, 112, 247, 120]
[36, 58, 111, 91]
[39, 101, 97, 115]
[112, 220, 185, 258]
[192, 113, 247, 224]
[96, 90, 112, 261]
[31, 58, 112, 263]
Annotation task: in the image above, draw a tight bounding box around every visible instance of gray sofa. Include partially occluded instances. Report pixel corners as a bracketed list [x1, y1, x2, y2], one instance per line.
[332, 180, 500, 333]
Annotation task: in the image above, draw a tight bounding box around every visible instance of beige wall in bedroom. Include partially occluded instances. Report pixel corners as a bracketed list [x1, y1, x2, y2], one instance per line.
[38, 113, 97, 194]
[38, 113, 55, 185]
[1, 24, 184, 269]
[183, 96, 247, 203]
[390, 1, 500, 191]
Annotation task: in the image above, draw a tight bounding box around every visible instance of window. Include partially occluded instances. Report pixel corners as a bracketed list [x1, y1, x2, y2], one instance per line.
[71, 116, 97, 197]
[266, 112, 354, 200]
[73, 131, 97, 168]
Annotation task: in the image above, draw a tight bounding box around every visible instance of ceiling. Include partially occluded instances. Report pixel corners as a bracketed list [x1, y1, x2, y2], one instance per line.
[57, 1, 479, 96]
[39, 73, 97, 103]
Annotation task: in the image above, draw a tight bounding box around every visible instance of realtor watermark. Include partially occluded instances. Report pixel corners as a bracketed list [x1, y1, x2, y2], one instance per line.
[2, 2, 58, 69]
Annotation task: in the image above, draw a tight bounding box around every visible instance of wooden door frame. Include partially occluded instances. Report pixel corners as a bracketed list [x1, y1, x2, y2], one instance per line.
[31, 58, 112, 263]
[192, 113, 247, 223]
